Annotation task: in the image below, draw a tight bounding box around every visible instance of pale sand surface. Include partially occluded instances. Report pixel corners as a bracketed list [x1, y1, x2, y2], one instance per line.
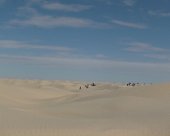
[0, 79, 170, 136]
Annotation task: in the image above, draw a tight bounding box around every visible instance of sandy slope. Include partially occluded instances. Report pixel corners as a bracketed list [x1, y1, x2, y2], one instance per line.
[0, 79, 170, 136]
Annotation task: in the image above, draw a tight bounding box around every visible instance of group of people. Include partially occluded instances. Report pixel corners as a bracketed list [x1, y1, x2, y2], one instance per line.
[79, 82, 96, 90]
[126, 82, 140, 87]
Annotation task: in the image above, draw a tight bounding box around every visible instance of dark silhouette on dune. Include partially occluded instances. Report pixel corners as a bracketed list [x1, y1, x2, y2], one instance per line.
[127, 82, 131, 86]
[132, 83, 135, 87]
[91, 82, 96, 86]
[85, 84, 89, 89]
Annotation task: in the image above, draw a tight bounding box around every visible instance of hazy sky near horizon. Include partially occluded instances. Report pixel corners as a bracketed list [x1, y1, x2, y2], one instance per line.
[0, 0, 170, 83]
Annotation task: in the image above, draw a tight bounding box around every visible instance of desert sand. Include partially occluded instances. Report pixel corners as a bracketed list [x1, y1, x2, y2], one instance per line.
[0, 79, 169, 136]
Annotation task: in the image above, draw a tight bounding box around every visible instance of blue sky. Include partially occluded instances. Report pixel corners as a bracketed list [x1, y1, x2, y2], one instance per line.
[0, 0, 170, 83]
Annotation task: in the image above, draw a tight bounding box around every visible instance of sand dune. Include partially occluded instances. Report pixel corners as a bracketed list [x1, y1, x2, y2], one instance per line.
[0, 79, 170, 136]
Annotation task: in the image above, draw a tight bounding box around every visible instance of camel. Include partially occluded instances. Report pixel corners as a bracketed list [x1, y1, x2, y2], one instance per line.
[132, 83, 135, 87]
[85, 84, 89, 89]
[127, 82, 131, 86]
[127, 82, 136, 87]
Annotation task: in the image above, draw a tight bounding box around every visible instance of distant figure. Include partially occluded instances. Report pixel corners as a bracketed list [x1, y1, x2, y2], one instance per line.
[127, 82, 131, 86]
[91, 82, 96, 86]
[85, 84, 89, 89]
[79, 86, 82, 90]
[132, 83, 135, 87]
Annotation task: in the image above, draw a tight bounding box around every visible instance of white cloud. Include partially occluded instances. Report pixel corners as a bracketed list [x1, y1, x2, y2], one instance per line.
[122, 0, 136, 6]
[10, 14, 109, 28]
[124, 42, 166, 52]
[17, 6, 38, 17]
[112, 20, 147, 29]
[95, 54, 108, 59]
[1, 54, 170, 73]
[8, 1, 109, 29]
[0, 54, 170, 80]
[1, 54, 170, 82]
[0, 40, 74, 52]
[10, 15, 91, 28]
[30, 0, 42, 2]
[144, 54, 169, 60]
[148, 10, 170, 17]
[42, 2, 92, 12]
